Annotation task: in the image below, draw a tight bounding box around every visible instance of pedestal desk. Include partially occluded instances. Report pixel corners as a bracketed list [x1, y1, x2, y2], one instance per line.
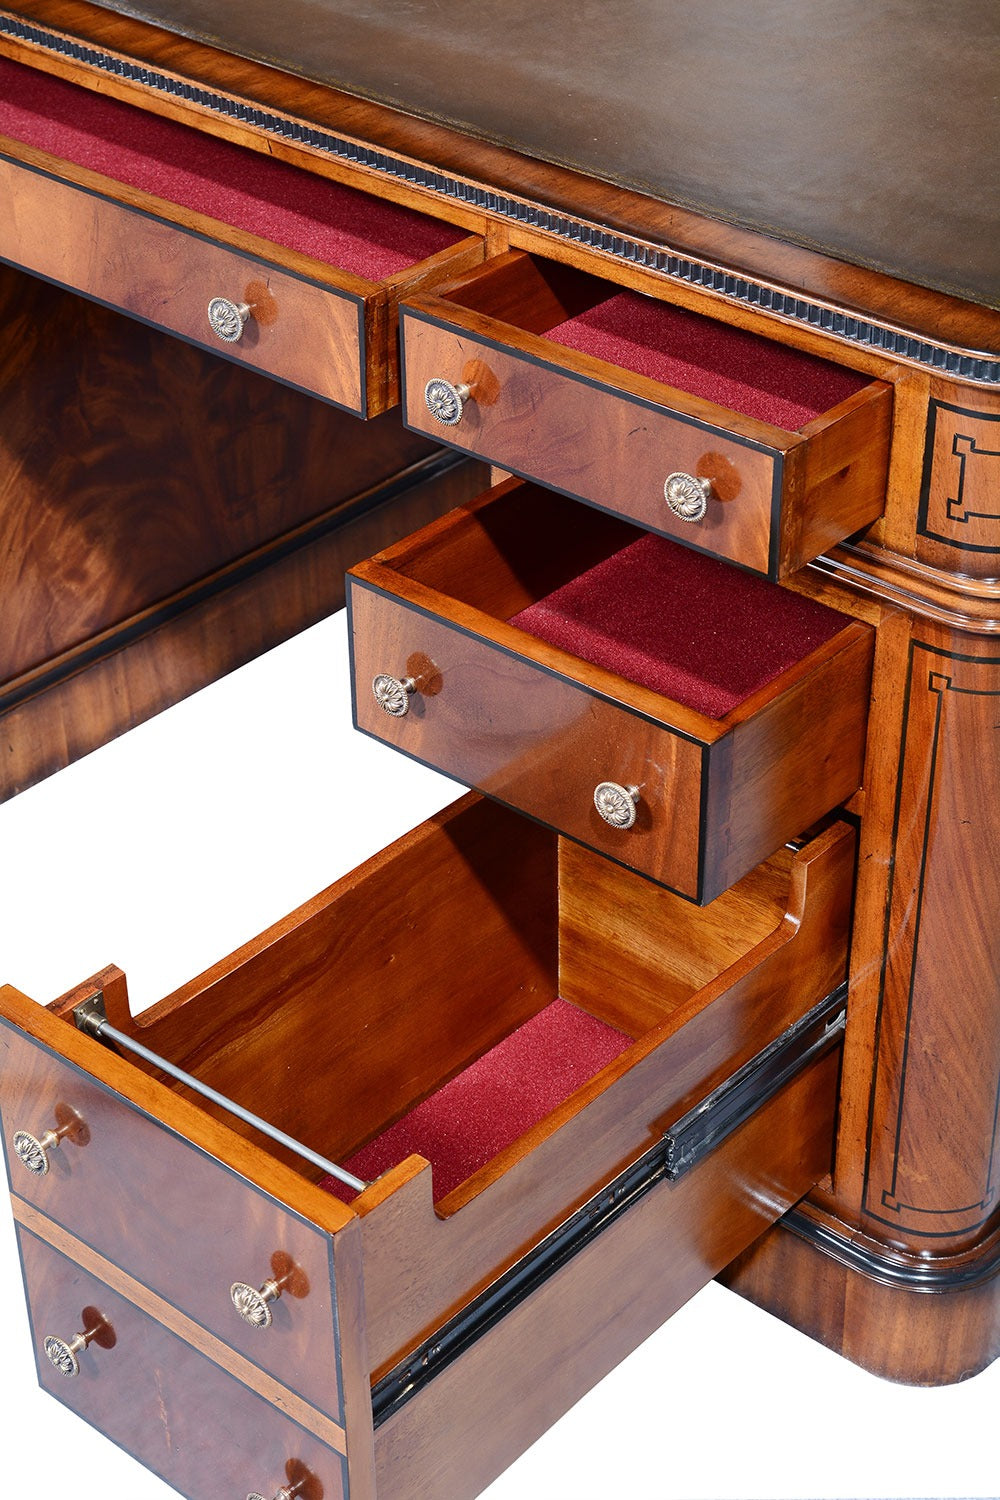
[1, 5, 998, 1499]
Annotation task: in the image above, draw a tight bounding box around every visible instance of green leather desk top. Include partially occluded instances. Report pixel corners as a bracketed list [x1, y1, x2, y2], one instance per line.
[88, 0, 999, 309]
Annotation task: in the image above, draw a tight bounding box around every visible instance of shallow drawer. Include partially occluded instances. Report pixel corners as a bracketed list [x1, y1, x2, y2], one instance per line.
[400, 250, 892, 577]
[3, 795, 850, 1413]
[16, 1225, 348, 1500]
[349, 482, 873, 901]
[0, 55, 482, 416]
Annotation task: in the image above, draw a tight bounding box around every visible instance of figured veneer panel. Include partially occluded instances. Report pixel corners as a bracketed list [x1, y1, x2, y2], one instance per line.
[17, 1227, 349, 1500]
[0, 1016, 346, 1420]
[349, 481, 874, 900]
[401, 252, 892, 577]
[0, 267, 441, 685]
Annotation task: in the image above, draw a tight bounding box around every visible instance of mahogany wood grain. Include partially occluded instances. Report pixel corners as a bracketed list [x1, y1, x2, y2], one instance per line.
[352, 818, 854, 1374]
[557, 839, 798, 1035]
[399, 253, 891, 578]
[0, 0, 994, 366]
[14, 1198, 350, 1453]
[0, 1015, 346, 1419]
[0, 258, 486, 800]
[374, 1043, 841, 1500]
[0, 266, 423, 682]
[0, 133, 483, 415]
[17, 1225, 349, 1500]
[4, 803, 854, 1388]
[349, 482, 873, 900]
[721, 1197, 1000, 1386]
[75, 796, 558, 1165]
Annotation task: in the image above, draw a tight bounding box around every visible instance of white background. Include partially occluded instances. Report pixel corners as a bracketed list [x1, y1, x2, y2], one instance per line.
[0, 612, 997, 1500]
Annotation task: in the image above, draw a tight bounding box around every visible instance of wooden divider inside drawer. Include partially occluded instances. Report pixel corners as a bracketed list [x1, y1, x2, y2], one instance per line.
[401, 250, 891, 576]
[16, 1225, 350, 1500]
[1, 794, 853, 1410]
[349, 482, 874, 901]
[0, 55, 483, 415]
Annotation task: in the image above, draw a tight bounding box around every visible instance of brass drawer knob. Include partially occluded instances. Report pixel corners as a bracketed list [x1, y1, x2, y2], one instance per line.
[664, 471, 712, 522]
[12, 1105, 89, 1176]
[231, 1277, 282, 1329]
[207, 296, 252, 343]
[594, 781, 640, 829]
[43, 1310, 114, 1378]
[424, 377, 471, 426]
[372, 672, 417, 717]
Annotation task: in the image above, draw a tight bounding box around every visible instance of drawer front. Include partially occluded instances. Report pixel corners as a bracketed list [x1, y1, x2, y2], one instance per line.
[0, 1020, 343, 1419]
[17, 1224, 347, 1500]
[350, 578, 705, 895]
[0, 150, 369, 412]
[401, 307, 782, 575]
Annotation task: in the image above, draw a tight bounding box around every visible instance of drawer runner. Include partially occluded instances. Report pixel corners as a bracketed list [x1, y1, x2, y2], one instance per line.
[371, 983, 846, 1427]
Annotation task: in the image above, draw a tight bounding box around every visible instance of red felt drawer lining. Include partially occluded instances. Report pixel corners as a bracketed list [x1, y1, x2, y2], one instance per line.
[546, 290, 868, 431]
[0, 56, 464, 281]
[510, 532, 846, 718]
[320, 998, 631, 1203]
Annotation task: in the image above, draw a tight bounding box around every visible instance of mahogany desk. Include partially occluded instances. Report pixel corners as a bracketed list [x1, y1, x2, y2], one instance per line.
[0, 4, 998, 1499]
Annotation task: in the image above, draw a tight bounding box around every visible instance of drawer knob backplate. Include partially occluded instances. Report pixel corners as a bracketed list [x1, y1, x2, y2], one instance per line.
[594, 781, 640, 829]
[43, 1309, 115, 1377]
[373, 673, 417, 717]
[424, 377, 471, 425]
[12, 1104, 89, 1176]
[248, 1459, 313, 1500]
[207, 296, 252, 343]
[664, 471, 712, 522]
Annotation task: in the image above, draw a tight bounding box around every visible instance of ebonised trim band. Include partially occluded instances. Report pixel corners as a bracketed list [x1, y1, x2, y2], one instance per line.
[370, 984, 846, 1428]
[2, 12, 998, 388]
[780, 1203, 1000, 1294]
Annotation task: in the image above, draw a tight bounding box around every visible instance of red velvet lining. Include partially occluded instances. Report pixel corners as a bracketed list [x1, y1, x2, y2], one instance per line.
[546, 290, 868, 430]
[510, 532, 845, 718]
[320, 999, 630, 1203]
[0, 57, 463, 280]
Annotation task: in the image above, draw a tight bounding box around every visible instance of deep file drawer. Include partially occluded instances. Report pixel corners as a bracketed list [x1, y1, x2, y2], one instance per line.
[2, 794, 851, 1477]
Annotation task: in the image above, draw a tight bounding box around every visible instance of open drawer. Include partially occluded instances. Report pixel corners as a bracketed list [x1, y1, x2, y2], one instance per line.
[400, 250, 892, 577]
[1, 796, 850, 1498]
[0, 55, 483, 416]
[349, 480, 874, 902]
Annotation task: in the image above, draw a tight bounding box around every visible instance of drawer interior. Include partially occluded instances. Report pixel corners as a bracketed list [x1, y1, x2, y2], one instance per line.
[370, 480, 855, 718]
[86, 796, 816, 1209]
[429, 249, 873, 430]
[15, 792, 852, 1383]
[0, 54, 465, 280]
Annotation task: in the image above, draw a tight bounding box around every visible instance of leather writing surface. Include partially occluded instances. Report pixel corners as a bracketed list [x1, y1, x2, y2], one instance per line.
[86, 0, 998, 308]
